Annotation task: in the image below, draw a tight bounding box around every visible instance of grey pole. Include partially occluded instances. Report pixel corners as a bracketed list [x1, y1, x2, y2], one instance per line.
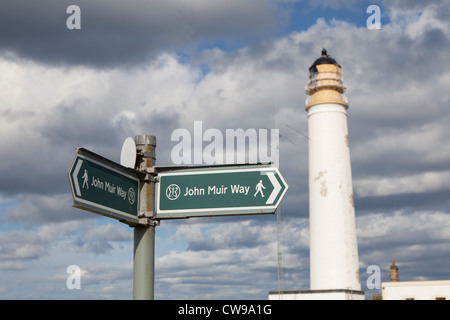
[133, 135, 157, 300]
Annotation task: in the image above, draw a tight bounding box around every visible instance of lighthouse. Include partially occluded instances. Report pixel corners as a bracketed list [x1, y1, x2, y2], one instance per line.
[305, 49, 363, 299]
[269, 49, 364, 300]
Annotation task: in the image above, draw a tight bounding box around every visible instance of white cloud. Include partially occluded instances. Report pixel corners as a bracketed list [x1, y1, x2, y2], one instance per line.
[156, 217, 309, 299]
[386, 0, 450, 38]
[0, 261, 26, 271]
[0, 220, 82, 261]
[355, 170, 450, 197]
[358, 210, 450, 242]
[357, 209, 450, 284]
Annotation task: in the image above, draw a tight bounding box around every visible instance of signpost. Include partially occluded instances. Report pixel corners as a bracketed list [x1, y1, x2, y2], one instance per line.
[156, 165, 288, 219]
[68, 137, 289, 300]
[68, 148, 141, 225]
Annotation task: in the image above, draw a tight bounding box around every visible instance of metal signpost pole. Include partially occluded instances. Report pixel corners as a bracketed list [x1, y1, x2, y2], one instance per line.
[133, 135, 157, 300]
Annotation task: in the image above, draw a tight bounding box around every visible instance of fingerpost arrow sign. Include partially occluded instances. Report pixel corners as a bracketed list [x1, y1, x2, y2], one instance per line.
[156, 165, 288, 219]
[68, 148, 141, 224]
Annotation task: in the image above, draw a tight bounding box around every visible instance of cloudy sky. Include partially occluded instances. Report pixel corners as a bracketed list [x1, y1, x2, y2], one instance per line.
[1, 0, 450, 299]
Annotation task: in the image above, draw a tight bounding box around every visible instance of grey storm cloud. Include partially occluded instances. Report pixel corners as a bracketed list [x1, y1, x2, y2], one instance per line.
[0, 0, 277, 68]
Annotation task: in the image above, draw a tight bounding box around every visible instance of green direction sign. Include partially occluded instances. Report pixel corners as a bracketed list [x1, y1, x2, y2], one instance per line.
[68, 148, 140, 224]
[156, 165, 288, 219]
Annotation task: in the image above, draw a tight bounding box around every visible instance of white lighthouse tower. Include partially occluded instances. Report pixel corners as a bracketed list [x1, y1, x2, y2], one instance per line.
[305, 49, 363, 299]
[269, 49, 364, 300]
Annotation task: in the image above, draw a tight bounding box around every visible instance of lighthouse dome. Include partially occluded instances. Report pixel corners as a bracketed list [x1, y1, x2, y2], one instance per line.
[305, 48, 348, 109]
[309, 49, 341, 73]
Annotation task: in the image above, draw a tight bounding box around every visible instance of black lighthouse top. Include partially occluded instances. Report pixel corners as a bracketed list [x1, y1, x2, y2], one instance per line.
[309, 48, 341, 73]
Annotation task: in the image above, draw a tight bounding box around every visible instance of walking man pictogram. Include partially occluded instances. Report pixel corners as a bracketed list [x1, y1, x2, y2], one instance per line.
[254, 180, 266, 197]
[82, 169, 89, 189]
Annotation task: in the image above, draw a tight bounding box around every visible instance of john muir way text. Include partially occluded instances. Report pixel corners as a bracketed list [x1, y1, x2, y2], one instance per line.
[183, 184, 250, 196]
